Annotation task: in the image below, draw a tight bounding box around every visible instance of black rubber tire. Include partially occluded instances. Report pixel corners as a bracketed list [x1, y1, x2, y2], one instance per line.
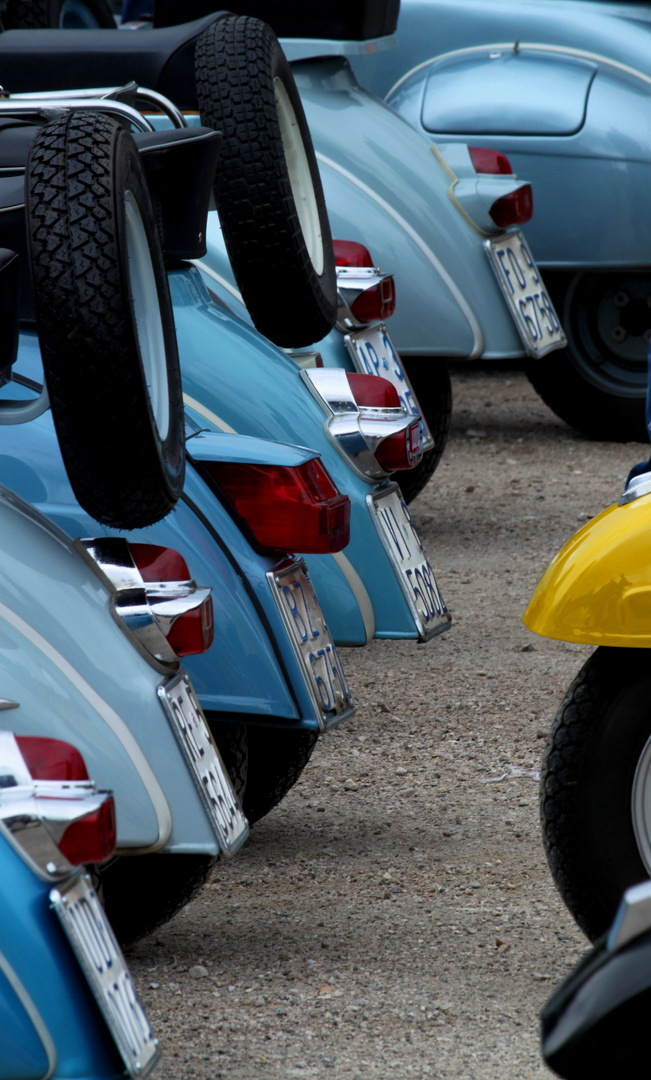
[1, 0, 115, 27]
[242, 726, 319, 825]
[26, 111, 185, 529]
[98, 853, 217, 945]
[195, 15, 337, 347]
[395, 357, 452, 503]
[540, 646, 651, 942]
[526, 272, 648, 442]
[208, 719, 248, 803]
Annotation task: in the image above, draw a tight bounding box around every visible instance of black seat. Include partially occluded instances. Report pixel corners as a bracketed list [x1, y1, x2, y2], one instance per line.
[153, 0, 400, 40]
[0, 15, 227, 110]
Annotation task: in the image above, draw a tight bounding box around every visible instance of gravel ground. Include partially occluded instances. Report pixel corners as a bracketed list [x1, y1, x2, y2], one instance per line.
[130, 364, 647, 1079]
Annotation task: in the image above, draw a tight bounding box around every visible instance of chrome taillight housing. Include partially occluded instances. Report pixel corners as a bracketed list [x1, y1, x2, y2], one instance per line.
[0, 731, 116, 878]
[336, 266, 397, 332]
[302, 368, 424, 481]
[76, 538, 214, 667]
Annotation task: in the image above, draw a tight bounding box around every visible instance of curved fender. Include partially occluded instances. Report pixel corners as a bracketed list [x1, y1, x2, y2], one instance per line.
[523, 493, 651, 646]
[292, 58, 525, 359]
[179, 86, 523, 359]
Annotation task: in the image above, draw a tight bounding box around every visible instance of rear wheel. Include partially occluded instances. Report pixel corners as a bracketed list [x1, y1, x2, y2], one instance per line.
[396, 358, 452, 503]
[526, 272, 649, 441]
[209, 719, 319, 826]
[26, 111, 185, 529]
[243, 726, 319, 825]
[98, 853, 216, 945]
[195, 15, 337, 347]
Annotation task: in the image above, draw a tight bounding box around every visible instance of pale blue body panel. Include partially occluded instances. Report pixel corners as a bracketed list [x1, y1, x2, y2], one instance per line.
[160, 96, 524, 359]
[0, 486, 220, 855]
[350, 0, 651, 270]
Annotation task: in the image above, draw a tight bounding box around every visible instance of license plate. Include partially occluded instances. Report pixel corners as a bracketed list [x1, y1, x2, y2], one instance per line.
[485, 231, 566, 357]
[369, 485, 451, 641]
[51, 873, 159, 1077]
[269, 560, 355, 731]
[159, 674, 248, 855]
[344, 324, 434, 450]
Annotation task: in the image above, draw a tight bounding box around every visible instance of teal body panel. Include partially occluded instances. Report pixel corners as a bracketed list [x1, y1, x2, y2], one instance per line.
[0, 831, 125, 1079]
[169, 266, 421, 640]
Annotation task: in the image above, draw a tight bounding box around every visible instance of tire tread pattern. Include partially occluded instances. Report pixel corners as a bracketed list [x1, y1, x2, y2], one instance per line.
[27, 112, 183, 528]
[195, 15, 337, 346]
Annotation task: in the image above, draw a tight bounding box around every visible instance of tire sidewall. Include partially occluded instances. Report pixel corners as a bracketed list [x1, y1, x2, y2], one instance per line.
[542, 647, 651, 937]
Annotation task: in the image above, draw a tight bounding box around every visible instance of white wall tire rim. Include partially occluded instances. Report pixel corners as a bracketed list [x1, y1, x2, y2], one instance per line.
[124, 190, 170, 442]
[631, 732, 651, 874]
[274, 77, 324, 277]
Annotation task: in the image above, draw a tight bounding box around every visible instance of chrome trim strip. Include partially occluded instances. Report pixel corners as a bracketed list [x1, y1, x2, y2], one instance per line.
[331, 551, 376, 643]
[182, 392, 238, 434]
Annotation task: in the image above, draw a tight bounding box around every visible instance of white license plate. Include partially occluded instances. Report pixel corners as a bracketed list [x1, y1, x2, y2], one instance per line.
[269, 560, 355, 730]
[159, 674, 248, 855]
[345, 324, 434, 450]
[51, 873, 159, 1077]
[369, 485, 451, 641]
[485, 231, 566, 357]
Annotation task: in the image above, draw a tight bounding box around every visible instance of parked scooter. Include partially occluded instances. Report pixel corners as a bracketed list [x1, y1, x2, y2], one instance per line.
[0, 730, 160, 1079]
[541, 878, 651, 1079]
[523, 462, 651, 942]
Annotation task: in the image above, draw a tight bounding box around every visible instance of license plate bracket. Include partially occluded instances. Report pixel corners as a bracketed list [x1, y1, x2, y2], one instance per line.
[485, 231, 567, 357]
[159, 674, 248, 855]
[345, 324, 434, 450]
[368, 484, 451, 641]
[51, 873, 159, 1077]
[269, 559, 355, 731]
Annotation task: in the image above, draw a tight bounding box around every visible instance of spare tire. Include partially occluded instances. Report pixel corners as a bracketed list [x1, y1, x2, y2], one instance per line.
[1, 0, 116, 28]
[26, 111, 185, 529]
[195, 15, 337, 347]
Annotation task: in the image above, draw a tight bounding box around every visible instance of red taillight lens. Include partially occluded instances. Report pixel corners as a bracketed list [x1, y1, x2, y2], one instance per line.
[469, 146, 513, 175]
[489, 185, 534, 227]
[375, 421, 424, 472]
[346, 372, 401, 408]
[59, 796, 117, 865]
[333, 240, 374, 267]
[204, 459, 351, 554]
[167, 596, 214, 657]
[129, 543, 191, 582]
[16, 737, 89, 781]
[349, 277, 396, 324]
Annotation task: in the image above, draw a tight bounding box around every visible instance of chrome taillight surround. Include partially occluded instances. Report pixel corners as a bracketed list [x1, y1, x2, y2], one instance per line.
[336, 266, 394, 332]
[302, 367, 421, 482]
[75, 537, 212, 670]
[0, 731, 111, 880]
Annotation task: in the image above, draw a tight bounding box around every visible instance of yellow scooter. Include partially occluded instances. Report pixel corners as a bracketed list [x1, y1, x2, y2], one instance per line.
[523, 468, 651, 943]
